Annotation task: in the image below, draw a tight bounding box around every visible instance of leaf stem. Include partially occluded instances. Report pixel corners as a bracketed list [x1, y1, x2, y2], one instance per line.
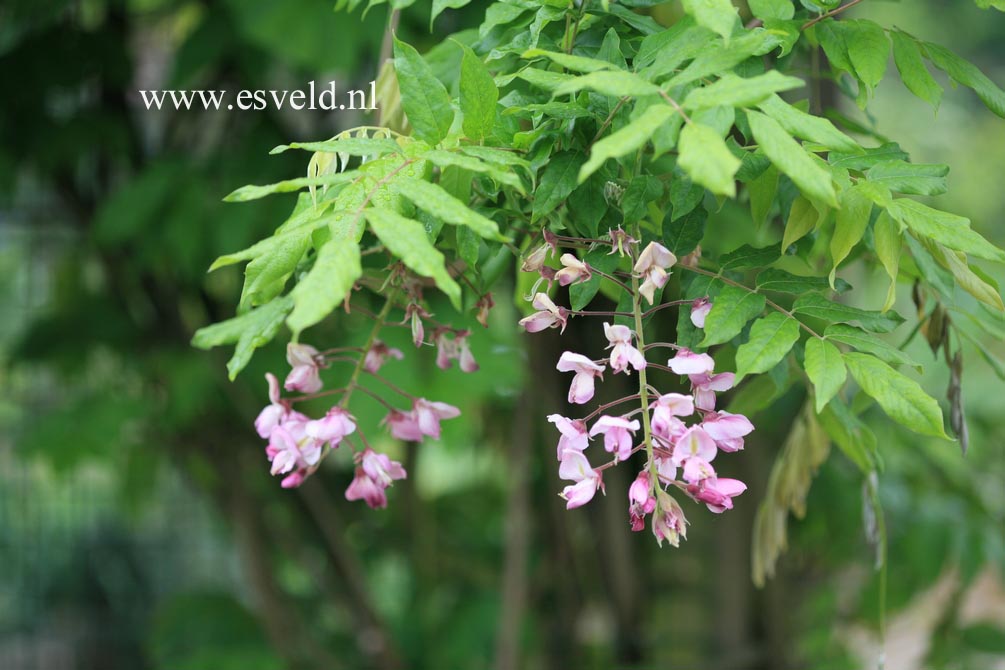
[802, 0, 866, 30]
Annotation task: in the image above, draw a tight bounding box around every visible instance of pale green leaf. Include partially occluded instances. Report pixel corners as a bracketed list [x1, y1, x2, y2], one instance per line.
[824, 324, 919, 369]
[924, 41, 1005, 118]
[873, 210, 902, 312]
[783, 196, 823, 252]
[681, 0, 738, 41]
[224, 172, 358, 202]
[192, 296, 294, 380]
[747, 110, 837, 206]
[805, 338, 846, 412]
[395, 177, 506, 240]
[521, 48, 618, 73]
[683, 72, 804, 110]
[756, 268, 849, 294]
[891, 31, 942, 110]
[757, 94, 860, 153]
[866, 161, 948, 196]
[240, 234, 309, 308]
[792, 293, 904, 333]
[749, 0, 794, 20]
[735, 312, 801, 382]
[287, 239, 362, 335]
[888, 199, 1005, 263]
[844, 352, 948, 439]
[580, 105, 677, 182]
[393, 36, 454, 145]
[678, 121, 742, 198]
[700, 285, 767, 346]
[270, 137, 401, 157]
[554, 70, 662, 98]
[829, 185, 873, 284]
[844, 19, 889, 91]
[749, 164, 778, 227]
[423, 150, 524, 191]
[459, 45, 499, 141]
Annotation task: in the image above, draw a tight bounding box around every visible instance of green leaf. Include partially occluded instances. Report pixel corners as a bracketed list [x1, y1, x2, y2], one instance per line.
[521, 48, 618, 73]
[824, 324, 920, 369]
[890, 31, 942, 110]
[700, 285, 767, 346]
[829, 185, 873, 284]
[621, 176, 664, 224]
[748, 164, 778, 227]
[747, 110, 837, 206]
[681, 0, 738, 41]
[815, 20, 854, 75]
[932, 244, 1005, 311]
[682, 72, 803, 110]
[534, 150, 582, 221]
[666, 29, 775, 89]
[192, 296, 294, 380]
[395, 177, 506, 240]
[553, 70, 662, 98]
[580, 105, 677, 182]
[735, 312, 800, 381]
[663, 206, 707, 257]
[364, 208, 462, 308]
[286, 239, 362, 335]
[270, 136, 401, 157]
[783, 196, 823, 253]
[756, 268, 848, 294]
[805, 338, 846, 412]
[678, 122, 742, 198]
[224, 173, 358, 202]
[924, 41, 1005, 118]
[393, 36, 454, 145]
[843, 352, 949, 438]
[866, 161, 949, 196]
[240, 234, 310, 308]
[888, 199, 1005, 263]
[843, 19, 889, 91]
[748, 0, 794, 20]
[792, 293, 904, 333]
[720, 243, 782, 271]
[757, 95, 860, 153]
[829, 142, 909, 171]
[459, 45, 498, 142]
[423, 150, 524, 191]
[431, 0, 471, 27]
[873, 210, 902, 312]
[818, 397, 878, 474]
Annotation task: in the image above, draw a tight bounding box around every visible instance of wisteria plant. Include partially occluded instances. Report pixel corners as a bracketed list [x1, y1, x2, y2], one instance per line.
[192, 0, 1005, 589]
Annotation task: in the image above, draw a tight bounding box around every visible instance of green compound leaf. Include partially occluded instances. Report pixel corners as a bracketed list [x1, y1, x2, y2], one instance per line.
[735, 312, 801, 382]
[805, 338, 847, 413]
[844, 352, 949, 439]
[700, 284, 767, 347]
[365, 207, 462, 308]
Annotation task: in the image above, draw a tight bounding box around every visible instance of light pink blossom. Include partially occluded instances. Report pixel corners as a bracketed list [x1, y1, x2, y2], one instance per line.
[667, 348, 715, 375]
[406, 304, 428, 348]
[671, 425, 717, 466]
[305, 406, 357, 448]
[364, 340, 404, 373]
[555, 253, 592, 286]
[589, 415, 640, 463]
[608, 227, 637, 256]
[603, 322, 646, 374]
[519, 292, 569, 333]
[547, 414, 590, 459]
[361, 449, 407, 487]
[681, 456, 717, 484]
[556, 352, 605, 404]
[414, 398, 461, 440]
[558, 448, 601, 509]
[633, 241, 677, 304]
[266, 425, 322, 478]
[690, 298, 712, 328]
[384, 410, 423, 442]
[650, 393, 694, 443]
[701, 411, 754, 452]
[435, 330, 478, 373]
[654, 455, 678, 485]
[689, 371, 735, 411]
[687, 477, 747, 513]
[255, 373, 287, 439]
[628, 471, 657, 531]
[284, 343, 323, 393]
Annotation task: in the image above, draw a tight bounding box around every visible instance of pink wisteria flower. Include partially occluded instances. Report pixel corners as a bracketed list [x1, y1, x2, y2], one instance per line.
[633, 241, 677, 304]
[405, 303, 429, 348]
[435, 330, 478, 373]
[667, 348, 715, 375]
[305, 406, 357, 448]
[255, 373, 290, 439]
[558, 448, 602, 509]
[603, 322, 646, 374]
[267, 425, 322, 482]
[701, 410, 754, 452]
[608, 226, 636, 256]
[555, 253, 592, 286]
[547, 414, 590, 459]
[681, 456, 717, 485]
[690, 298, 713, 328]
[652, 493, 688, 547]
[556, 352, 605, 404]
[589, 415, 640, 462]
[413, 398, 461, 440]
[671, 425, 717, 466]
[384, 410, 424, 442]
[284, 343, 323, 393]
[687, 477, 747, 514]
[650, 393, 694, 443]
[519, 292, 569, 333]
[345, 449, 407, 509]
[628, 471, 657, 531]
[689, 371, 735, 411]
[364, 340, 404, 373]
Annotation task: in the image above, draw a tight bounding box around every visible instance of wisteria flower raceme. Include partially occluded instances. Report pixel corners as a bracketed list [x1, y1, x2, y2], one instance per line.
[701, 411, 754, 452]
[604, 322, 646, 374]
[689, 371, 735, 411]
[519, 292, 569, 333]
[633, 241, 677, 305]
[690, 298, 712, 328]
[364, 340, 404, 373]
[667, 348, 715, 375]
[556, 352, 605, 404]
[284, 343, 323, 393]
[590, 415, 640, 462]
[555, 253, 592, 286]
[558, 448, 602, 509]
[547, 414, 590, 458]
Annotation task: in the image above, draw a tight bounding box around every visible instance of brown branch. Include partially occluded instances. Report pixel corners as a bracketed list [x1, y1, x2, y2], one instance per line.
[802, 0, 866, 30]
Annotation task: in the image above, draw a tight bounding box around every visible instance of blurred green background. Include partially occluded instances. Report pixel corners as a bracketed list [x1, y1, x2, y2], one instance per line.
[1, 1, 1003, 669]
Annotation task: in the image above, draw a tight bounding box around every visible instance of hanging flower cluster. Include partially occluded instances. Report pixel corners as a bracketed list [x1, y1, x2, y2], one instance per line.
[252, 275, 479, 507]
[520, 230, 754, 547]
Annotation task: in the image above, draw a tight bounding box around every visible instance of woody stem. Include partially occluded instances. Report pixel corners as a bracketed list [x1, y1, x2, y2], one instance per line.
[629, 232, 659, 491]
